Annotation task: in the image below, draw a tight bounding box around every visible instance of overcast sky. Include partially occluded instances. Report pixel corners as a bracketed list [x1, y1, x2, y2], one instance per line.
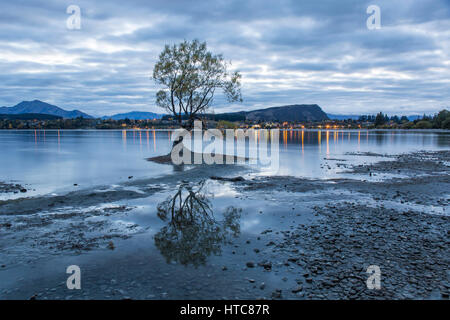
[0, 0, 449, 116]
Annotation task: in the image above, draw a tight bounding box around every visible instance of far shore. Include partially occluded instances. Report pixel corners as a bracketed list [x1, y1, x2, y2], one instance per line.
[0, 128, 448, 131]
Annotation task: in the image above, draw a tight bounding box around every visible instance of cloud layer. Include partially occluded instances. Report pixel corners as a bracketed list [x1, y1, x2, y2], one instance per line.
[0, 0, 449, 116]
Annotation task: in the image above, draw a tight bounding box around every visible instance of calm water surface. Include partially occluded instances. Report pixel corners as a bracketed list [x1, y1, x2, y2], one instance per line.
[0, 129, 448, 196]
[0, 129, 449, 299]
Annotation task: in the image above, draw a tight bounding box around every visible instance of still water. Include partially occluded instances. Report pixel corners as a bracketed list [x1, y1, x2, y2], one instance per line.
[0, 129, 449, 299]
[0, 129, 448, 195]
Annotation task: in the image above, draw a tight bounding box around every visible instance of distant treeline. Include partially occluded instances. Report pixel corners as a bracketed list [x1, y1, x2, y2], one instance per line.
[162, 112, 246, 122]
[0, 113, 62, 120]
[0, 109, 448, 130]
[360, 110, 450, 129]
[0, 117, 166, 130]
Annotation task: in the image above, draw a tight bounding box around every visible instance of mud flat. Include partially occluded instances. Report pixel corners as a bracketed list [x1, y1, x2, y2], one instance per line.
[0, 151, 448, 299]
[233, 150, 449, 299]
[0, 182, 27, 194]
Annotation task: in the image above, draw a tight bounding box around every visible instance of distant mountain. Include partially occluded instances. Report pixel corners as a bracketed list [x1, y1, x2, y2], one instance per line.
[0, 100, 92, 119]
[163, 104, 329, 122]
[102, 111, 164, 120]
[0, 113, 62, 120]
[211, 111, 247, 122]
[327, 114, 361, 120]
[209, 104, 328, 122]
[244, 104, 328, 122]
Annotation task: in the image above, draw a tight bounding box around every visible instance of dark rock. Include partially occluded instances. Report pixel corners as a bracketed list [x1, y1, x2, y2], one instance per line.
[210, 176, 245, 182]
[258, 261, 272, 271]
[292, 286, 303, 293]
[271, 289, 282, 299]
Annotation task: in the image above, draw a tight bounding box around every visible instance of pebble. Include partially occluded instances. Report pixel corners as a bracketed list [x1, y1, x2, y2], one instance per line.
[271, 289, 282, 299]
[292, 286, 303, 293]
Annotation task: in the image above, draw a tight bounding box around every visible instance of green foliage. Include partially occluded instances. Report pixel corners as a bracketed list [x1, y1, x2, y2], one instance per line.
[414, 120, 433, 129]
[391, 115, 400, 124]
[432, 109, 450, 129]
[367, 109, 449, 130]
[441, 118, 450, 129]
[217, 120, 237, 129]
[401, 121, 414, 129]
[0, 118, 163, 129]
[400, 116, 409, 123]
[374, 112, 386, 126]
[152, 40, 242, 128]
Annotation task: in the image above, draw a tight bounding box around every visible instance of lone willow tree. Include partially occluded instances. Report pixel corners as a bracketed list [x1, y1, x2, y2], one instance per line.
[152, 40, 242, 130]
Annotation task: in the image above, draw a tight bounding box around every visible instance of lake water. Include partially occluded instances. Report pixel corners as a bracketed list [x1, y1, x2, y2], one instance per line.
[0, 129, 449, 299]
[0, 129, 448, 198]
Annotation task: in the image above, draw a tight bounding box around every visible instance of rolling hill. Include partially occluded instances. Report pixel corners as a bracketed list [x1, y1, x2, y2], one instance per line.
[102, 111, 164, 120]
[0, 100, 92, 119]
[244, 104, 328, 122]
[209, 104, 329, 122]
[163, 104, 329, 122]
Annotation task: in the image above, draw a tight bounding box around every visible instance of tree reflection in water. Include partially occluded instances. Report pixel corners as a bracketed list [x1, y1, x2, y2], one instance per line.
[154, 180, 241, 267]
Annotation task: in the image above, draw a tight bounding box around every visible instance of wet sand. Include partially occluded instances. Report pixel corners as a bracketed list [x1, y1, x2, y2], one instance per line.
[0, 151, 448, 300]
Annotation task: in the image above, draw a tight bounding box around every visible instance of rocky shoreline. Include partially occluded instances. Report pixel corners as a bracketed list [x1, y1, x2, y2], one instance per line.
[0, 182, 27, 194]
[231, 150, 449, 299]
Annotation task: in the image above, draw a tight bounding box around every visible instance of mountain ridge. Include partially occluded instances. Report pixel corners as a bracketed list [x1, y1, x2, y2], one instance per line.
[245, 104, 328, 121]
[1, 100, 427, 122]
[102, 111, 163, 120]
[0, 100, 92, 119]
[206, 104, 329, 122]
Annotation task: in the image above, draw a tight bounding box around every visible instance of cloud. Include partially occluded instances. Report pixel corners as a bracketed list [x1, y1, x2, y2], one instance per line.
[0, 0, 449, 116]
